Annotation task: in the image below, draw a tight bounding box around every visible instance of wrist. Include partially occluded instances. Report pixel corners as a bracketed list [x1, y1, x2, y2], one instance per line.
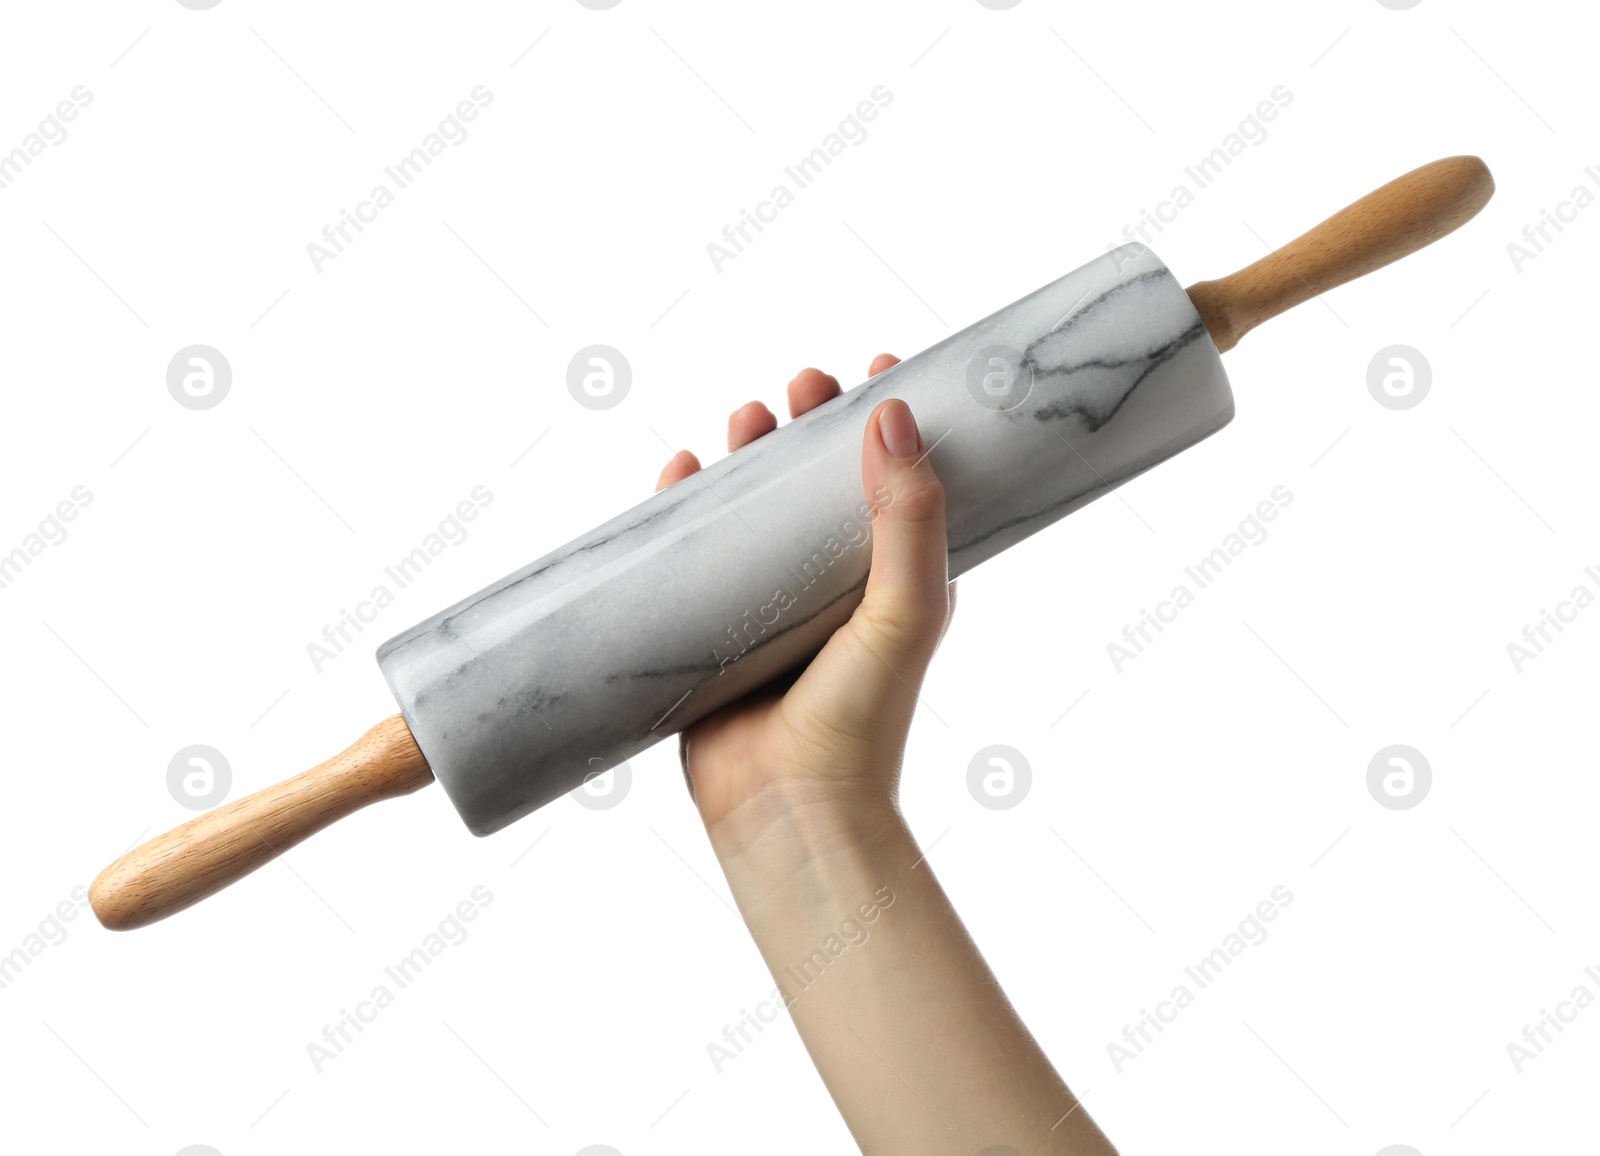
[705, 778, 912, 914]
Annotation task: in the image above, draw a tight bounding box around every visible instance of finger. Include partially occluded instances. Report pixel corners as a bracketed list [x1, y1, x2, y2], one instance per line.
[868, 353, 900, 377]
[850, 399, 949, 681]
[655, 449, 702, 492]
[787, 367, 841, 419]
[728, 400, 778, 452]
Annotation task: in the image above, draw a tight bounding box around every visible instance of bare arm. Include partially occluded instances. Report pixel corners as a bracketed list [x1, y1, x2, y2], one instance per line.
[661, 359, 1114, 1152]
[712, 790, 1114, 1153]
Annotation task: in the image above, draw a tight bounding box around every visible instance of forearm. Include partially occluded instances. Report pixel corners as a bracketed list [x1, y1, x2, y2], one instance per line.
[709, 782, 1116, 1155]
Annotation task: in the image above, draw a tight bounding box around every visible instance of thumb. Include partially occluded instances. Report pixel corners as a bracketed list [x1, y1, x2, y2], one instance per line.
[851, 399, 951, 678]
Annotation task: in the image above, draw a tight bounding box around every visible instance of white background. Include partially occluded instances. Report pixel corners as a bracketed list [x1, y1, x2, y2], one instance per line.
[1, 1, 1594, 1153]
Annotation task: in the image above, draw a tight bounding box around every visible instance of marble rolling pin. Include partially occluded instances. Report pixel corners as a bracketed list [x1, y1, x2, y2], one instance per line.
[91, 155, 1493, 930]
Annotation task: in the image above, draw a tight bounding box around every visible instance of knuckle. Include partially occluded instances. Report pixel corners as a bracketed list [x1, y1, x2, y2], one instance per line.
[876, 471, 945, 523]
[853, 596, 940, 663]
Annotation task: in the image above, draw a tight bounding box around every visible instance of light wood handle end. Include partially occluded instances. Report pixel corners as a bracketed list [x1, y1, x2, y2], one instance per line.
[1187, 155, 1495, 353]
[91, 714, 433, 931]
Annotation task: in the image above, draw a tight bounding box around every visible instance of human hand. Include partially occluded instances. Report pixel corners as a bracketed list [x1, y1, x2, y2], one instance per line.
[654, 356, 956, 842]
[659, 363, 1112, 1153]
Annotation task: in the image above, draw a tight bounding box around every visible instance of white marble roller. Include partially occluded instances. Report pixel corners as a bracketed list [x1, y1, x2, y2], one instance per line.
[376, 243, 1234, 834]
[91, 159, 1495, 930]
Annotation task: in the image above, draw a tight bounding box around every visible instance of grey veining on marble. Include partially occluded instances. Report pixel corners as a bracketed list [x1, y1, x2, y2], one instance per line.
[376, 243, 1234, 835]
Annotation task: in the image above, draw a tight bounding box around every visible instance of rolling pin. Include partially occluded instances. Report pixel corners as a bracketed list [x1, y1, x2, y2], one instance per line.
[91, 156, 1494, 930]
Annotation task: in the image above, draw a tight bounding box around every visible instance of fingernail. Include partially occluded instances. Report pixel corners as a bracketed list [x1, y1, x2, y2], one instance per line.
[879, 400, 920, 458]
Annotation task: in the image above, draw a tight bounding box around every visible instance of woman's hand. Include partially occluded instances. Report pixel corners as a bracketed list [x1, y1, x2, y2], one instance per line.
[656, 357, 1114, 1153]
[654, 355, 957, 841]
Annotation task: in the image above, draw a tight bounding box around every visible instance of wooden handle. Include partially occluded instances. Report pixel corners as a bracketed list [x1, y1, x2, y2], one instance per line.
[1186, 155, 1495, 353]
[91, 714, 433, 931]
